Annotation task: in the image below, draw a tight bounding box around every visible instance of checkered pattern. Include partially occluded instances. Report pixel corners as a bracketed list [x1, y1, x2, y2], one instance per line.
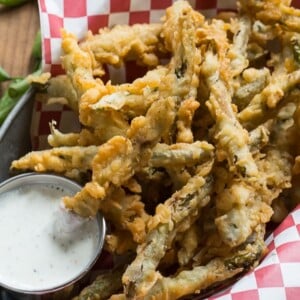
[206, 206, 300, 300]
[35, 0, 240, 148]
[34, 1, 300, 298]
[31, 99, 80, 149]
[38, 0, 300, 75]
[38, 0, 239, 75]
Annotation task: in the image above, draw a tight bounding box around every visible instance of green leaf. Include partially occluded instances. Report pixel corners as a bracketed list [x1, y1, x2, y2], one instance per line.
[0, 67, 11, 82]
[7, 64, 42, 98]
[0, 28, 43, 126]
[32, 30, 42, 61]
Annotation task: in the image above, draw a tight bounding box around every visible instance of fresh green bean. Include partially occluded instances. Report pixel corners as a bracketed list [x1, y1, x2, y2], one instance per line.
[32, 30, 41, 60]
[0, 67, 10, 82]
[7, 77, 30, 98]
[0, 64, 42, 125]
[0, 89, 19, 125]
[0, 30, 41, 125]
[0, 0, 30, 7]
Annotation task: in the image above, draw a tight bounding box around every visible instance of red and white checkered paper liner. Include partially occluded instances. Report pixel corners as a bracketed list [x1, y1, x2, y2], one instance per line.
[35, 1, 300, 299]
[207, 207, 300, 300]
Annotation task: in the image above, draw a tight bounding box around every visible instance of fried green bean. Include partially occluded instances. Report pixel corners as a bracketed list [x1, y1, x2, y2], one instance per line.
[229, 16, 251, 78]
[79, 23, 166, 76]
[10, 145, 98, 174]
[63, 0, 204, 216]
[122, 171, 213, 298]
[202, 46, 258, 177]
[150, 141, 214, 167]
[238, 69, 300, 128]
[239, 0, 300, 32]
[215, 127, 293, 247]
[74, 266, 124, 300]
[234, 68, 270, 110]
[11, 140, 214, 177]
[144, 258, 241, 300]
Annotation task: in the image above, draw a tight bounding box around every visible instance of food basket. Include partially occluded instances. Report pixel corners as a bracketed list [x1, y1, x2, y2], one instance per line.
[2, 0, 300, 299]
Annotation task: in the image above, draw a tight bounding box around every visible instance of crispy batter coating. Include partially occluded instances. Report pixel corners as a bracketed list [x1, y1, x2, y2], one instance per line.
[91, 67, 168, 118]
[214, 101, 294, 246]
[202, 45, 258, 177]
[150, 141, 214, 168]
[143, 258, 241, 300]
[123, 171, 213, 298]
[229, 16, 251, 78]
[234, 68, 270, 110]
[46, 75, 79, 112]
[100, 186, 149, 243]
[238, 69, 300, 127]
[11, 145, 98, 174]
[11, 1, 300, 299]
[239, 0, 300, 32]
[11, 141, 213, 178]
[80, 23, 166, 76]
[74, 265, 124, 300]
[60, 95, 176, 239]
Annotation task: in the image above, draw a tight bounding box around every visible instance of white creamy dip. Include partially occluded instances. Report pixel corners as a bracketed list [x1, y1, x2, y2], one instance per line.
[0, 184, 100, 291]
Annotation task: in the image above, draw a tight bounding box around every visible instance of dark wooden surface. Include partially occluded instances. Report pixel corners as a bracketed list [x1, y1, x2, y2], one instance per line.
[0, 1, 39, 179]
[0, 1, 39, 88]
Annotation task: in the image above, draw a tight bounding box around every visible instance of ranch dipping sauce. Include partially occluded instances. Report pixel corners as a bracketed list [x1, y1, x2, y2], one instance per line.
[0, 174, 105, 293]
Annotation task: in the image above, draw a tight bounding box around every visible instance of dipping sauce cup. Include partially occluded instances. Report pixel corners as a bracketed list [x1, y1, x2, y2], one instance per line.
[0, 173, 106, 298]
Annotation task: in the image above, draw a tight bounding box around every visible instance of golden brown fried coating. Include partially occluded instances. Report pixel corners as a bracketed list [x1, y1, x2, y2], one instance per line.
[62, 93, 177, 218]
[61, 30, 100, 96]
[63, 136, 134, 216]
[11, 1, 300, 299]
[160, 0, 203, 143]
[123, 170, 213, 299]
[80, 23, 166, 77]
[143, 258, 241, 300]
[11, 145, 98, 174]
[202, 46, 258, 177]
[61, 30, 130, 143]
[48, 124, 104, 148]
[150, 141, 214, 168]
[176, 98, 200, 143]
[248, 123, 270, 153]
[91, 67, 167, 116]
[100, 186, 149, 244]
[105, 230, 137, 254]
[48, 121, 81, 147]
[11, 140, 213, 183]
[239, 0, 300, 32]
[229, 16, 251, 78]
[46, 75, 79, 112]
[238, 69, 300, 128]
[234, 67, 270, 110]
[120, 224, 265, 300]
[177, 223, 200, 266]
[215, 125, 293, 247]
[74, 265, 124, 300]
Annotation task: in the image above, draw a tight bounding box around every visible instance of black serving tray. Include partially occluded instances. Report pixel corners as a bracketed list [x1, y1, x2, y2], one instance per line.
[0, 89, 35, 182]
